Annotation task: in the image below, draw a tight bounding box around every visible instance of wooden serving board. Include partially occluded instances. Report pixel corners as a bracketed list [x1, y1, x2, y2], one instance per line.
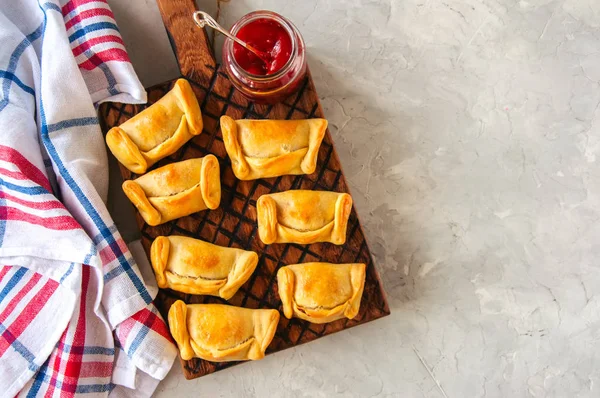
[98, 0, 390, 380]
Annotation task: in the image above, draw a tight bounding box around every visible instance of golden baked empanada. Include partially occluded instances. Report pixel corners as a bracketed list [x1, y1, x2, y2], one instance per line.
[220, 115, 327, 180]
[168, 301, 280, 362]
[151, 236, 258, 299]
[106, 79, 203, 174]
[122, 155, 220, 226]
[277, 262, 366, 324]
[257, 190, 352, 245]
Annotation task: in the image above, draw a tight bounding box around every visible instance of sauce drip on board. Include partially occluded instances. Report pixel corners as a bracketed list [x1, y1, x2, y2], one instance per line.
[233, 18, 292, 76]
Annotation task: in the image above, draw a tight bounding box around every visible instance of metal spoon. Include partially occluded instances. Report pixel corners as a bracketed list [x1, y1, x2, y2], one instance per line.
[192, 11, 271, 63]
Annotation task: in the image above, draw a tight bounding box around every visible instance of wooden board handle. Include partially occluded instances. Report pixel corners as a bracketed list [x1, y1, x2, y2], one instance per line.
[156, 0, 217, 83]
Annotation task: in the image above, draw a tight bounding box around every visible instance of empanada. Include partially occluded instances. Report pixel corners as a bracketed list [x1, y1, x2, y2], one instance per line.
[277, 262, 366, 324]
[151, 235, 258, 299]
[122, 155, 220, 226]
[220, 115, 327, 180]
[106, 79, 203, 174]
[168, 301, 280, 362]
[257, 190, 352, 245]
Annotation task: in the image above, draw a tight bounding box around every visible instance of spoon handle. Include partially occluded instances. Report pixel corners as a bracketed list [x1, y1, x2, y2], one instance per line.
[192, 11, 268, 60]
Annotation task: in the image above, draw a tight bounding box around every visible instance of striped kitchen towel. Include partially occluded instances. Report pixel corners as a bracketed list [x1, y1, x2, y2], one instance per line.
[62, 0, 146, 105]
[0, 0, 177, 397]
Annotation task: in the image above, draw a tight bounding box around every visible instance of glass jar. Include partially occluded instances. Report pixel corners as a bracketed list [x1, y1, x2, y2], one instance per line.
[222, 10, 307, 104]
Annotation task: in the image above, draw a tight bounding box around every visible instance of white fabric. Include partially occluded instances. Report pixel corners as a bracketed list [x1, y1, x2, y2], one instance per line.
[0, 0, 176, 396]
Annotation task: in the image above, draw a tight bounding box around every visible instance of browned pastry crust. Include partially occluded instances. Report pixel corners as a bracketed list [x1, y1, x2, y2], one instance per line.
[122, 155, 220, 226]
[257, 190, 352, 245]
[277, 262, 366, 324]
[106, 79, 203, 174]
[150, 235, 258, 300]
[168, 301, 280, 362]
[220, 115, 327, 180]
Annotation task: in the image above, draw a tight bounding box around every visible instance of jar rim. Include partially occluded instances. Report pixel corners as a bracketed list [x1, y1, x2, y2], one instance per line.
[226, 10, 300, 81]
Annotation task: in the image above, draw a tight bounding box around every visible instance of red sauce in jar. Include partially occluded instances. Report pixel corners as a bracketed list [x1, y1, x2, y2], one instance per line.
[233, 18, 292, 76]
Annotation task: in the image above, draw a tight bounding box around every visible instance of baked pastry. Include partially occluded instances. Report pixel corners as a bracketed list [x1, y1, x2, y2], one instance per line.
[150, 235, 258, 299]
[220, 115, 327, 180]
[257, 190, 352, 245]
[277, 262, 366, 324]
[168, 301, 280, 362]
[106, 79, 203, 174]
[122, 156, 220, 226]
